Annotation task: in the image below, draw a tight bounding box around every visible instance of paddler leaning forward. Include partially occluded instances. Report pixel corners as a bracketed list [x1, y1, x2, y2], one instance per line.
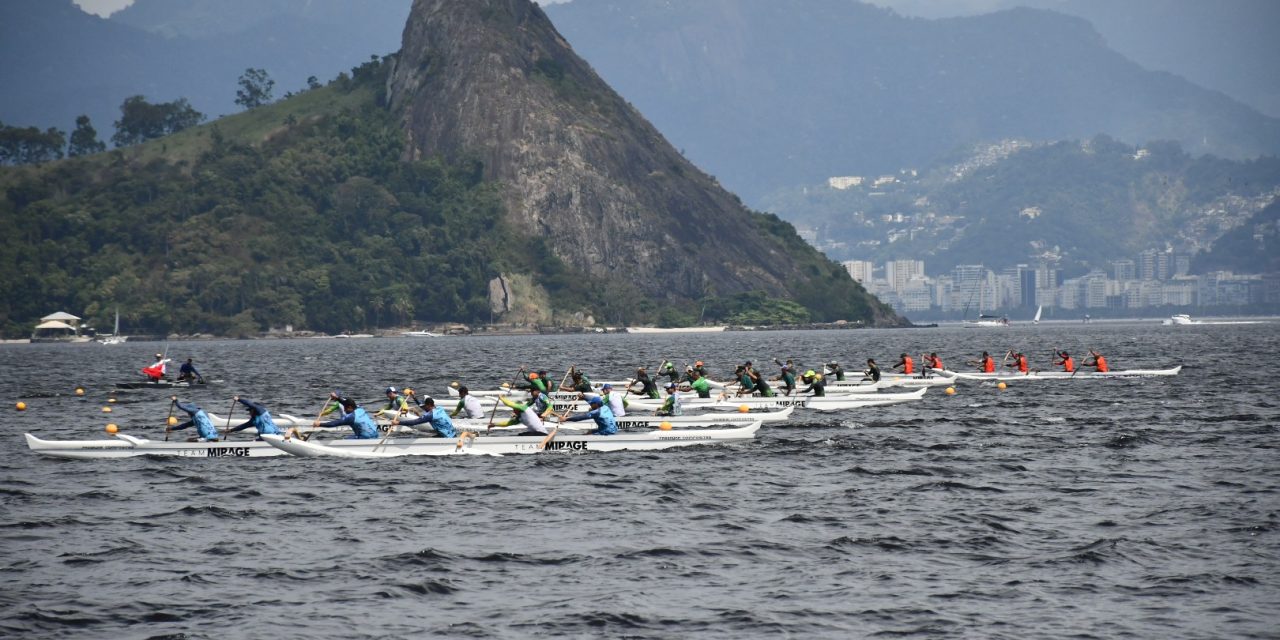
[392, 396, 457, 438]
[494, 395, 551, 436]
[311, 395, 379, 439]
[563, 395, 618, 435]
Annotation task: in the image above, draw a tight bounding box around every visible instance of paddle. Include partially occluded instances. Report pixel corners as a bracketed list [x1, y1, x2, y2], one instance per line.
[375, 389, 413, 452]
[297, 393, 337, 442]
[220, 397, 236, 441]
[559, 365, 577, 392]
[488, 366, 526, 433]
[538, 426, 559, 451]
[164, 395, 177, 441]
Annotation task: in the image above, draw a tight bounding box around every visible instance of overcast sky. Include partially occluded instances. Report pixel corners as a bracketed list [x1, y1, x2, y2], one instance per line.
[74, 0, 1040, 19]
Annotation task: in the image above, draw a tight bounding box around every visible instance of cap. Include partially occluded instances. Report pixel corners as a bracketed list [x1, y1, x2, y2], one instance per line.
[587, 395, 603, 406]
[601, 383, 613, 390]
[804, 370, 816, 377]
[529, 373, 539, 379]
[666, 382, 677, 389]
[155, 353, 163, 358]
[829, 361, 838, 366]
[385, 386, 396, 394]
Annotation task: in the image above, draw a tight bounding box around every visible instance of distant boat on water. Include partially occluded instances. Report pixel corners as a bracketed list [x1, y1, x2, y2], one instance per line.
[625, 326, 727, 334]
[98, 309, 127, 344]
[401, 330, 439, 337]
[963, 314, 1009, 328]
[1032, 305, 1043, 324]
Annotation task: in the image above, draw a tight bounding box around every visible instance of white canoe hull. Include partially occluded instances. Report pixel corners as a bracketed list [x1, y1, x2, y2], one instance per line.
[260, 421, 762, 457]
[25, 433, 287, 459]
[627, 388, 926, 412]
[943, 366, 1182, 381]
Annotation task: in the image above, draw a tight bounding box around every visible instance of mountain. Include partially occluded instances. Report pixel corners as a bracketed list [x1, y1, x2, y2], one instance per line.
[0, 0, 899, 337]
[543, 0, 1280, 204]
[0, 0, 408, 140]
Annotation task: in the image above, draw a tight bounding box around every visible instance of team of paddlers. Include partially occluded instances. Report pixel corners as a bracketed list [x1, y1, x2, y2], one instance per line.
[150, 348, 1111, 444]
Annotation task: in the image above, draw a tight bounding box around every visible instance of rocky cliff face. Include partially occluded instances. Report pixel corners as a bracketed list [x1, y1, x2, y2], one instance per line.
[388, 0, 899, 323]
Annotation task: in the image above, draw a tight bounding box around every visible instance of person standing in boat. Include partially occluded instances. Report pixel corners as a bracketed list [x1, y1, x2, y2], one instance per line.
[798, 370, 826, 397]
[392, 396, 457, 438]
[688, 369, 713, 398]
[630, 367, 661, 399]
[170, 397, 220, 442]
[176, 358, 204, 384]
[864, 358, 881, 382]
[142, 353, 170, 382]
[450, 386, 486, 419]
[656, 382, 683, 416]
[564, 395, 617, 435]
[599, 383, 627, 417]
[494, 395, 551, 435]
[1084, 350, 1109, 372]
[313, 397, 379, 439]
[825, 361, 846, 381]
[893, 353, 915, 375]
[1054, 351, 1075, 373]
[225, 397, 284, 438]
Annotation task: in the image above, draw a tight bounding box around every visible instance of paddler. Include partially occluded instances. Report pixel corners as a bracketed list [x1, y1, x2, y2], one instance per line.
[656, 382, 683, 416]
[923, 352, 944, 374]
[798, 370, 826, 396]
[1054, 350, 1075, 373]
[629, 367, 660, 399]
[733, 365, 756, 397]
[600, 383, 627, 417]
[749, 366, 776, 397]
[528, 386, 554, 418]
[772, 359, 797, 396]
[176, 358, 204, 384]
[520, 370, 550, 393]
[658, 360, 680, 386]
[314, 396, 379, 439]
[494, 395, 551, 436]
[970, 351, 996, 373]
[170, 398, 220, 441]
[450, 386, 486, 419]
[688, 369, 713, 398]
[1007, 351, 1029, 374]
[893, 353, 915, 375]
[864, 358, 881, 382]
[392, 396, 457, 438]
[563, 395, 617, 435]
[561, 369, 593, 393]
[383, 386, 412, 417]
[1084, 350, 1109, 372]
[825, 361, 846, 381]
[225, 397, 284, 438]
[690, 360, 710, 380]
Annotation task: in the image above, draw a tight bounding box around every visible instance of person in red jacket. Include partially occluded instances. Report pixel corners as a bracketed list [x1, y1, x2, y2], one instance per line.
[923, 352, 944, 372]
[1084, 350, 1109, 372]
[970, 351, 995, 373]
[1007, 351, 1029, 374]
[893, 353, 914, 375]
[1055, 350, 1075, 373]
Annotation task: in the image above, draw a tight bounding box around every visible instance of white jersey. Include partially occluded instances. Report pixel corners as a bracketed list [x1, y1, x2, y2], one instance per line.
[604, 392, 626, 417]
[459, 395, 484, 419]
[518, 407, 547, 435]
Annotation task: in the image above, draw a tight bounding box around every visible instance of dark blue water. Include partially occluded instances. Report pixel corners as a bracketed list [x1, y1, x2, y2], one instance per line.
[2, 323, 1278, 639]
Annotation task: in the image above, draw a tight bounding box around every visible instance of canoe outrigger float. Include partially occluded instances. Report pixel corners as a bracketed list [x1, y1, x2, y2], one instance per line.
[941, 366, 1182, 382]
[24, 420, 762, 459]
[626, 387, 926, 412]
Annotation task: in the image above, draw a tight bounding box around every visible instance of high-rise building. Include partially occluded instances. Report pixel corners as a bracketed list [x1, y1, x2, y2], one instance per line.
[1111, 259, 1136, 282]
[1015, 264, 1036, 309]
[1138, 249, 1158, 280]
[885, 260, 925, 292]
[841, 260, 875, 284]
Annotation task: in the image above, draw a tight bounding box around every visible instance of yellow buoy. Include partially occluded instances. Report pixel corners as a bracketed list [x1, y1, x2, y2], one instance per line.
[105, 423, 118, 434]
[75, 387, 85, 396]
[659, 421, 673, 430]
[997, 382, 1007, 390]
[108, 397, 117, 404]
[167, 416, 179, 426]
[404, 388, 414, 396]
[738, 405, 750, 413]
[101, 406, 112, 413]
[945, 387, 956, 396]
[15, 401, 26, 411]
[451, 381, 461, 388]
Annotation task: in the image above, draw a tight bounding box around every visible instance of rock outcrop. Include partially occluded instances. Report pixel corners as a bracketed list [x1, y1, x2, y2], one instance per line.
[388, 0, 899, 323]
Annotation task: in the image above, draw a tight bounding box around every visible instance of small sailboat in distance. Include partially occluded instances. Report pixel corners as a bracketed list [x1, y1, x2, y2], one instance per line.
[98, 308, 127, 344]
[1032, 305, 1042, 324]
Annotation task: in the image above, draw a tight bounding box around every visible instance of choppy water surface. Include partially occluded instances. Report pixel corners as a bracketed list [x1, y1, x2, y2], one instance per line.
[2, 323, 1278, 639]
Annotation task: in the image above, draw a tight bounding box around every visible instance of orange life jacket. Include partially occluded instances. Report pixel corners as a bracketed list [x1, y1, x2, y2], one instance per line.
[902, 356, 914, 374]
[930, 356, 943, 370]
[1061, 356, 1074, 372]
[981, 356, 994, 373]
[1094, 355, 1109, 372]
[1015, 355, 1028, 373]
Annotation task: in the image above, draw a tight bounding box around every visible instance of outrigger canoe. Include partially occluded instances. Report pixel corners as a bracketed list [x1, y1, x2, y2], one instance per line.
[115, 379, 217, 390]
[260, 420, 762, 458]
[942, 366, 1182, 382]
[626, 388, 926, 412]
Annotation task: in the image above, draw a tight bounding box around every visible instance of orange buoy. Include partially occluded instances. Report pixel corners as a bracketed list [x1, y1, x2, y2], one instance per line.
[738, 405, 750, 413]
[15, 401, 27, 411]
[945, 387, 956, 396]
[101, 406, 112, 413]
[105, 423, 118, 434]
[75, 388, 85, 396]
[659, 421, 673, 430]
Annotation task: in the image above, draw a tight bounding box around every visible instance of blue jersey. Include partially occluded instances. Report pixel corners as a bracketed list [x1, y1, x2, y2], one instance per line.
[173, 402, 220, 440]
[320, 407, 379, 439]
[567, 403, 617, 435]
[228, 399, 283, 436]
[399, 407, 457, 438]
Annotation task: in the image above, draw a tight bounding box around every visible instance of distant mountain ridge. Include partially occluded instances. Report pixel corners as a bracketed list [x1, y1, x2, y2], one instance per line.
[544, 0, 1280, 203]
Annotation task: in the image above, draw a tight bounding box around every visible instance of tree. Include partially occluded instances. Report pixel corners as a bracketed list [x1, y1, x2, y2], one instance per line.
[67, 115, 106, 157]
[0, 121, 65, 165]
[306, 75, 321, 90]
[235, 68, 275, 110]
[111, 96, 205, 147]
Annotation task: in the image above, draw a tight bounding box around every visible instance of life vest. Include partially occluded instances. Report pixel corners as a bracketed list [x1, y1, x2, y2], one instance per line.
[1061, 356, 1074, 372]
[981, 357, 994, 373]
[902, 356, 914, 374]
[1094, 356, 1109, 372]
[1015, 355, 1028, 373]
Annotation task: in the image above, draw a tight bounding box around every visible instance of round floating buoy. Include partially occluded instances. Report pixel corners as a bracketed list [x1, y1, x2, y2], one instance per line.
[105, 423, 118, 434]
[451, 381, 460, 388]
[404, 388, 414, 396]
[167, 416, 178, 426]
[659, 421, 673, 430]
[997, 382, 1007, 390]
[75, 387, 85, 396]
[107, 397, 117, 404]
[945, 387, 956, 396]
[15, 401, 26, 411]
[738, 405, 750, 413]
[101, 406, 112, 413]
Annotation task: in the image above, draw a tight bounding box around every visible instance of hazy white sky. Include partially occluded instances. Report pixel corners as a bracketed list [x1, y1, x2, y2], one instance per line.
[73, 0, 1032, 19]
